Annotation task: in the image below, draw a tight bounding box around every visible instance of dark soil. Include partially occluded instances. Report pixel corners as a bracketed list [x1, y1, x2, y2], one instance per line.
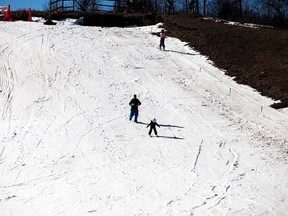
[162, 15, 288, 109]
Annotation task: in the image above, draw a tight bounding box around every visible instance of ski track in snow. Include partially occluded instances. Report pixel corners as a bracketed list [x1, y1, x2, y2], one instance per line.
[0, 21, 287, 216]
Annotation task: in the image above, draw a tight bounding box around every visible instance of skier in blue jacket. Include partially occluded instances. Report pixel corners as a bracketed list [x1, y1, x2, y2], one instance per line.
[129, 94, 141, 122]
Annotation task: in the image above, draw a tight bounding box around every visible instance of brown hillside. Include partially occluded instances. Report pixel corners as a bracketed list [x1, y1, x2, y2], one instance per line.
[163, 15, 288, 109]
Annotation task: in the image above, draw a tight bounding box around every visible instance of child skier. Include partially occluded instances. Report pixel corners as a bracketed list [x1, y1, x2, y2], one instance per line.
[159, 29, 166, 51]
[147, 118, 160, 137]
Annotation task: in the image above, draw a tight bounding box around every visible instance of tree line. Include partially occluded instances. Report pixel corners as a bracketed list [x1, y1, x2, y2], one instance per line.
[47, 0, 288, 27]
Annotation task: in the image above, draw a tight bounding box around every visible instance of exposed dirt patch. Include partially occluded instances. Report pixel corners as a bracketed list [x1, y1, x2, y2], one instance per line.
[163, 15, 288, 109]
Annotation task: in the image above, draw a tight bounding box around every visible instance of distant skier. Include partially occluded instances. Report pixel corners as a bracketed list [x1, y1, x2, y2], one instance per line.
[159, 29, 166, 51]
[129, 94, 141, 122]
[147, 118, 160, 136]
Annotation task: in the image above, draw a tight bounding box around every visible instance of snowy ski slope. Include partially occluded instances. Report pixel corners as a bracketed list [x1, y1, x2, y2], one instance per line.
[0, 19, 287, 216]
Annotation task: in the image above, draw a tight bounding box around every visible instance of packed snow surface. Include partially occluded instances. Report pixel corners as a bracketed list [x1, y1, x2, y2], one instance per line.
[0, 20, 288, 216]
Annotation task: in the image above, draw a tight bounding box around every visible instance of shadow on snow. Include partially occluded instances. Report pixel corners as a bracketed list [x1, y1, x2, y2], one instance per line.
[165, 49, 199, 56]
[135, 121, 148, 125]
[159, 124, 184, 129]
[154, 135, 184, 140]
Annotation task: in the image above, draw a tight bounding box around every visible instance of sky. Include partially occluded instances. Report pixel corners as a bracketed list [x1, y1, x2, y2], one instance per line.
[0, 0, 47, 10]
[0, 19, 287, 215]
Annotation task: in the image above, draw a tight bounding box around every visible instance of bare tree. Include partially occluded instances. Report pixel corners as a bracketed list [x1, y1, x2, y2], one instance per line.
[268, 0, 287, 18]
[78, 0, 97, 11]
[126, 0, 157, 13]
[189, 0, 199, 13]
[43, 1, 50, 11]
[257, 0, 288, 25]
[238, 0, 243, 17]
[203, 0, 207, 15]
[166, 0, 175, 14]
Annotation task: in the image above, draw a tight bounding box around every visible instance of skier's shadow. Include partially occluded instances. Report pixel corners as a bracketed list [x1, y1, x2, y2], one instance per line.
[136, 121, 148, 125]
[155, 135, 184, 140]
[159, 123, 184, 139]
[159, 124, 184, 129]
[165, 50, 198, 56]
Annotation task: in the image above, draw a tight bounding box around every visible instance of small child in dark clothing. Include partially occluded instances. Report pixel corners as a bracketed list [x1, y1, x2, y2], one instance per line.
[147, 118, 160, 136]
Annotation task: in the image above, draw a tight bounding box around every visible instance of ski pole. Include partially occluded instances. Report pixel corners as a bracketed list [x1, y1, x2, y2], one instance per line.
[138, 106, 151, 121]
